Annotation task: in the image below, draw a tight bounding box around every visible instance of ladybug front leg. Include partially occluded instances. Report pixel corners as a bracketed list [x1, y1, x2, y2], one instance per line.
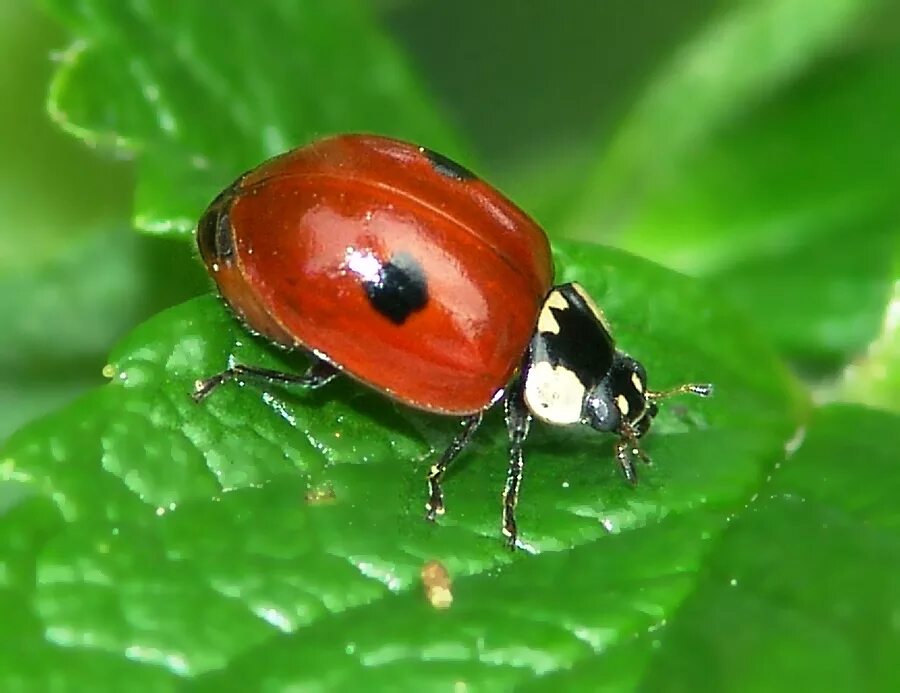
[614, 437, 639, 486]
[425, 412, 484, 522]
[192, 356, 338, 402]
[613, 421, 652, 485]
[502, 379, 532, 550]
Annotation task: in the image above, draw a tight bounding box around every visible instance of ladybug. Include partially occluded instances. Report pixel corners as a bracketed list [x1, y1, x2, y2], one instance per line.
[193, 134, 711, 549]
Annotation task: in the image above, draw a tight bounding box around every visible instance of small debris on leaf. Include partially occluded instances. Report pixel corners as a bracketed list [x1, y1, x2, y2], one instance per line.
[421, 559, 453, 609]
[305, 484, 337, 505]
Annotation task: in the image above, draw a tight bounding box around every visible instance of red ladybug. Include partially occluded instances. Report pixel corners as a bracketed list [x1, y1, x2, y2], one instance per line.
[194, 134, 711, 549]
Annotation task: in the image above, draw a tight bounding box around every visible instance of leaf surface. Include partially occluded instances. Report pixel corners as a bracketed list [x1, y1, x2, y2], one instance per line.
[43, 0, 466, 235]
[1, 242, 806, 687]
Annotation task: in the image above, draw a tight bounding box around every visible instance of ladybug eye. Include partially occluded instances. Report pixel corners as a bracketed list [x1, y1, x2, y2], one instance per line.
[585, 391, 619, 432]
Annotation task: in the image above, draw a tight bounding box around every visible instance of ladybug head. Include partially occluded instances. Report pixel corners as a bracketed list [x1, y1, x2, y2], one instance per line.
[583, 354, 657, 436]
[522, 282, 712, 441]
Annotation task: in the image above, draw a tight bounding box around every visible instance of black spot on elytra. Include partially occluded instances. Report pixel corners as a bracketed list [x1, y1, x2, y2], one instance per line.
[422, 147, 476, 181]
[530, 284, 615, 388]
[363, 252, 428, 325]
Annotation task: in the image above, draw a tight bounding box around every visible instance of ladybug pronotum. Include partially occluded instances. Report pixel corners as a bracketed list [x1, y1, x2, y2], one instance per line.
[193, 134, 712, 549]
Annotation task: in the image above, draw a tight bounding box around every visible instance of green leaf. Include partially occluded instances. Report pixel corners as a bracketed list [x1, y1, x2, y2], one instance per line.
[511, 405, 900, 690]
[706, 219, 897, 371]
[0, 241, 804, 686]
[0, 228, 207, 372]
[564, 0, 880, 239]
[383, 0, 718, 170]
[43, 0, 466, 236]
[611, 41, 900, 271]
[838, 270, 900, 413]
[630, 404, 900, 691]
[0, 1, 132, 270]
[562, 5, 899, 369]
[0, 227, 208, 443]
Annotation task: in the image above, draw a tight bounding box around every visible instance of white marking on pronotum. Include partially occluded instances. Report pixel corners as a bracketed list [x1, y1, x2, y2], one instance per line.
[537, 308, 560, 334]
[544, 291, 569, 310]
[615, 394, 630, 417]
[524, 361, 585, 425]
[536, 289, 569, 334]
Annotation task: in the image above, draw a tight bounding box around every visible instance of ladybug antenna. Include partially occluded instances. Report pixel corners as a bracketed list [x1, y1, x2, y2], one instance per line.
[647, 383, 713, 402]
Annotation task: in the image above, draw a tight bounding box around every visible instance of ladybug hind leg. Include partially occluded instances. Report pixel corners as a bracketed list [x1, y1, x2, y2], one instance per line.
[502, 378, 532, 550]
[192, 355, 339, 402]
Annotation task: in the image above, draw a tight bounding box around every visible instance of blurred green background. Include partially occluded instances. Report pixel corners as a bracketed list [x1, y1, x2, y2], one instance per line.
[0, 0, 898, 688]
[1, 0, 896, 444]
[1, 0, 895, 445]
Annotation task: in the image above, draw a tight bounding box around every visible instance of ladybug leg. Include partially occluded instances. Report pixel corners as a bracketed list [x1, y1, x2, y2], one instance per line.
[502, 379, 532, 550]
[624, 420, 652, 464]
[614, 437, 639, 486]
[425, 412, 484, 522]
[614, 421, 651, 485]
[192, 357, 338, 402]
[611, 382, 711, 480]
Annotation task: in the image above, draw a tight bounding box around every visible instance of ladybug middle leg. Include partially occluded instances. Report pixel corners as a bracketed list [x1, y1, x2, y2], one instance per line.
[425, 412, 484, 522]
[502, 378, 532, 550]
[192, 355, 339, 402]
